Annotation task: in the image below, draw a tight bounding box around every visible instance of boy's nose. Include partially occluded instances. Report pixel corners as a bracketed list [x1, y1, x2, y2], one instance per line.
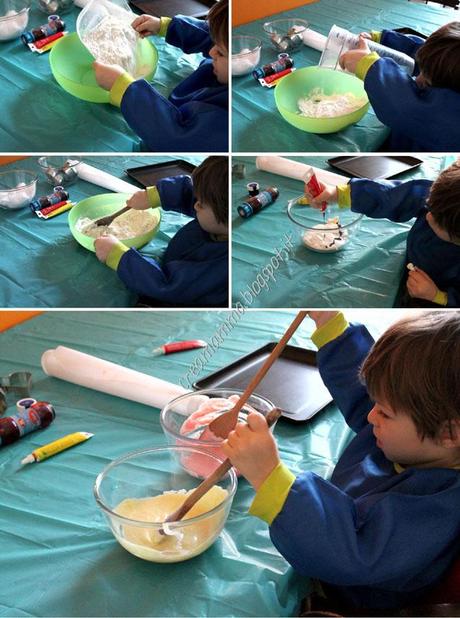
[367, 406, 377, 425]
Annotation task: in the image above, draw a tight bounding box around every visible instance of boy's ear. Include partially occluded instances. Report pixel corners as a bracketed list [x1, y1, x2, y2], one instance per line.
[439, 419, 460, 448]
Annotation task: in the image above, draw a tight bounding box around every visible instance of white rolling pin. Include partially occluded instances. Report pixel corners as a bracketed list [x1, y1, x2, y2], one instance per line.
[41, 346, 193, 411]
[302, 28, 328, 52]
[75, 162, 140, 194]
[256, 156, 348, 186]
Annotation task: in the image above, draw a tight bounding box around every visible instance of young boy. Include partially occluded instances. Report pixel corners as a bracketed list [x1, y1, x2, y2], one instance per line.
[94, 156, 228, 307]
[308, 161, 460, 307]
[340, 22, 460, 152]
[223, 310, 460, 612]
[93, 0, 228, 152]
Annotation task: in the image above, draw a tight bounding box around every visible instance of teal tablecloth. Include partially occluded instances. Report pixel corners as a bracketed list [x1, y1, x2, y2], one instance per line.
[0, 6, 201, 152]
[232, 0, 454, 152]
[0, 309, 401, 617]
[232, 155, 456, 308]
[0, 155, 203, 308]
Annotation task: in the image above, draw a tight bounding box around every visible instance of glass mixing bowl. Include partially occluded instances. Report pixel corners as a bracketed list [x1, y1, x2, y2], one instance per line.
[37, 0, 73, 15]
[160, 389, 276, 477]
[37, 156, 80, 186]
[0, 170, 37, 210]
[0, 0, 30, 41]
[232, 35, 261, 76]
[287, 194, 363, 253]
[94, 446, 237, 563]
[263, 18, 309, 53]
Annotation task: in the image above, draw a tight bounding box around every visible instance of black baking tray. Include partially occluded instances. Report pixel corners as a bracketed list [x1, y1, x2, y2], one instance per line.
[125, 160, 197, 188]
[129, 0, 216, 19]
[327, 156, 423, 180]
[193, 343, 333, 423]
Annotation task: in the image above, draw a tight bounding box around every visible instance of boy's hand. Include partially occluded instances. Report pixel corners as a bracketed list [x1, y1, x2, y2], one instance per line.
[94, 235, 119, 263]
[93, 62, 126, 91]
[407, 267, 438, 301]
[132, 14, 161, 37]
[126, 190, 150, 210]
[307, 184, 338, 209]
[222, 412, 280, 491]
[339, 36, 371, 73]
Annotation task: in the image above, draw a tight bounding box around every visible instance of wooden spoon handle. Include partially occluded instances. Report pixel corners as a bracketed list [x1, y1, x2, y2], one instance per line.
[208, 311, 308, 438]
[163, 407, 282, 526]
[94, 205, 130, 227]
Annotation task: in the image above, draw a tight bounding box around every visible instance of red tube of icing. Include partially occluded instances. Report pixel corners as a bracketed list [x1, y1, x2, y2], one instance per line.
[152, 340, 207, 356]
[304, 170, 327, 212]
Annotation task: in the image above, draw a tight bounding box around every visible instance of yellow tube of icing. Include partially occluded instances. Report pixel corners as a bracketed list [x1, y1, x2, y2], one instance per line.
[21, 432, 94, 465]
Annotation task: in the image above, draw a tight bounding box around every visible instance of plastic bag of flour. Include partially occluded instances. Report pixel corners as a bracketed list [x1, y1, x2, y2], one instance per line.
[76, 0, 142, 76]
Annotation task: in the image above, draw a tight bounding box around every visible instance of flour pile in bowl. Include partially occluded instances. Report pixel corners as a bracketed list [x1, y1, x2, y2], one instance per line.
[76, 208, 157, 239]
[298, 88, 367, 118]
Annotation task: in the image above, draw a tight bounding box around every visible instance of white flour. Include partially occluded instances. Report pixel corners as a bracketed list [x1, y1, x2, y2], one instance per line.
[302, 220, 348, 252]
[77, 208, 157, 239]
[232, 47, 260, 76]
[0, 10, 29, 41]
[0, 182, 36, 209]
[82, 14, 139, 75]
[298, 88, 367, 118]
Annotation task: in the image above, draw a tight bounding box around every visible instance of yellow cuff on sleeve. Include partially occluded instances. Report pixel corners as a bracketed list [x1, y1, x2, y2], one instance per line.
[433, 290, 448, 306]
[146, 186, 161, 209]
[311, 312, 349, 350]
[356, 51, 380, 81]
[337, 184, 351, 209]
[371, 30, 382, 43]
[249, 462, 296, 525]
[109, 73, 135, 107]
[106, 241, 130, 271]
[159, 16, 172, 37]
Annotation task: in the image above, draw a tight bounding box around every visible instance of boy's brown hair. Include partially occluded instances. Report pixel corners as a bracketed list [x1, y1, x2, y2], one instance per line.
[192, 156, 228, 225]
[416, 21, 460, 93]
[360, 311, 460, 440]
[208, 0, 228, 50]
[426, 160, 460, 242]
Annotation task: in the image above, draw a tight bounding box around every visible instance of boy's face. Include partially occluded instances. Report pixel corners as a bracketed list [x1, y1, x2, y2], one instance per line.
[194, 200, 228, 238]
[367, 400, 449, 467]
[209, 41, 229, 84]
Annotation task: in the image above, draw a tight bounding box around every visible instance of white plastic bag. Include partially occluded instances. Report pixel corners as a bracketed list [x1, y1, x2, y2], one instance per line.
[76, 0, 142, 76]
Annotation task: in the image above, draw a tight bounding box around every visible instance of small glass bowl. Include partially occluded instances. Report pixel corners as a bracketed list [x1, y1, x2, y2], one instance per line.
[232, 35, 262, 76]
[37, 0, 73, 15]
[161, 389, 276, 477]
[263, 18, 309, 53]
[94, 446, 237, 563]
[37, 156, 80, 186]
[0, 0, 30, 41]
[287, 194, 363, 253]
[0, 170, 37, 210]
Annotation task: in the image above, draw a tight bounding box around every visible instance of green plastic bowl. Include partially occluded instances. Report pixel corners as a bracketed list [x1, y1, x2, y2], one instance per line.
[69, 193, 161, 252]
[49, 32, 158, 103]
[275, 66, 369, 133]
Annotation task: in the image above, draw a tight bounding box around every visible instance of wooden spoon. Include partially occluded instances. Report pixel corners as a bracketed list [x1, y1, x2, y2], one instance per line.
[160, 407, 282, 532]
[93, 205, 131, 227]
[206, 311, 308, 440]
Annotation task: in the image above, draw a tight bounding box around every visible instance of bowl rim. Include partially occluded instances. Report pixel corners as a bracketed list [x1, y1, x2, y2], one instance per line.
[160, 387, 276, 444]
[287, 195, 363, 230]
[0, 6, 30, 21]
[0, 169, 37, 191]
[231, 34, 262, 56]
[263, 17, 309, 34]
[37, 156, 81, 170]
[94, 445, 238, 528]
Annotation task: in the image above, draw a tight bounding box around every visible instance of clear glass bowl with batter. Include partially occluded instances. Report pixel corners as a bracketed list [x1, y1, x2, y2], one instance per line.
[94, 446, 237, 563]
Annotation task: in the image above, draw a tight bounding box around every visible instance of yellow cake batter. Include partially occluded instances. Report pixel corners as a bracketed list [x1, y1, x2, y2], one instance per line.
[114, 486, 228, 562]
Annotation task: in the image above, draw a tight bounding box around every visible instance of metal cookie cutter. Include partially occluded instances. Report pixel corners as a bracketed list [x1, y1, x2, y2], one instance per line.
[0, 372, 33, 415]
